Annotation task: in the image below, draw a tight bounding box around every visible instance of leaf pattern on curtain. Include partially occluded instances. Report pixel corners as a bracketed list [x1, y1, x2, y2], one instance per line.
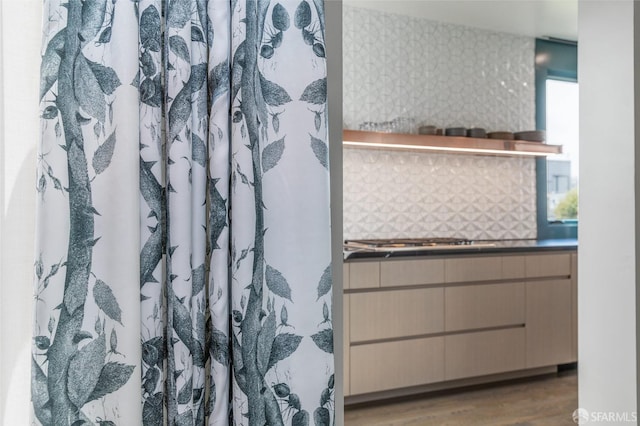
[34, 1, 135, 425]
[33, 0, 331, 425]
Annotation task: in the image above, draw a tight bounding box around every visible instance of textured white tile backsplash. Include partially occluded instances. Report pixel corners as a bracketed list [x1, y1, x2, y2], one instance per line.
[343, 6, 538, 240]
[343, 148, 537, 240]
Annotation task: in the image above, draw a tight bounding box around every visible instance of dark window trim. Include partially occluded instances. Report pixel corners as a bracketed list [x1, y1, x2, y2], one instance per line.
[535, 38, 578, 239]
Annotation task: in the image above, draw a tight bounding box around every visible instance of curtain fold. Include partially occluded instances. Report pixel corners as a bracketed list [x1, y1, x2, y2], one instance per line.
[32, 1, 333, 425]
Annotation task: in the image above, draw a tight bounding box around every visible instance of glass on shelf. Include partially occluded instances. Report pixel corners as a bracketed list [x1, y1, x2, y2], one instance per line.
[358, 117, 417, 134]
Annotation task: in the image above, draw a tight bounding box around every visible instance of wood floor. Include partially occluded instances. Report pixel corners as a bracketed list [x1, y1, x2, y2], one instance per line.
[345, 369, 578, 426]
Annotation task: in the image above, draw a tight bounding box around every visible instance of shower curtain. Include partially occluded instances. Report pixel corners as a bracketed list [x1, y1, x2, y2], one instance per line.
[31, 0, 333, 424]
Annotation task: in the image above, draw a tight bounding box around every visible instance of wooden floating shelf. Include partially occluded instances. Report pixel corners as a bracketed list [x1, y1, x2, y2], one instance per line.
[343, 130, 563, 157]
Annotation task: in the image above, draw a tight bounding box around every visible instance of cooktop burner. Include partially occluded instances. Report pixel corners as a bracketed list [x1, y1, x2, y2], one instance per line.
[343, 238, 496, 252]
[345, 238, 473, 247]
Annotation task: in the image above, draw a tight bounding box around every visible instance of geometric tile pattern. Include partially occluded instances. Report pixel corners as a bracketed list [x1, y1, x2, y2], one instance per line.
[343, 6, 538, 240]
[343, 6, 535, 132]
[343, 148, 537, 240]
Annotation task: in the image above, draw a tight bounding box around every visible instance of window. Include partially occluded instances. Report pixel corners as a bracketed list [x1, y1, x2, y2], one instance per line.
[546, 79, 578, 221]
[535, 39, 578, 239]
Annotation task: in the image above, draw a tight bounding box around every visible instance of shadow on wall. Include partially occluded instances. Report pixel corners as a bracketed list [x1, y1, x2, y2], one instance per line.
[1, 146, 36, 424]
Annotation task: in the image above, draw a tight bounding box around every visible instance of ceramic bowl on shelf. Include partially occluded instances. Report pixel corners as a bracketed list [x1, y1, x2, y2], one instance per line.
[445, 127, 467, 137]
[487, 131, 515, 140]
[418, 125, 438, 135]
[467, 128, 487, 138]
[514, 130, 546, 142]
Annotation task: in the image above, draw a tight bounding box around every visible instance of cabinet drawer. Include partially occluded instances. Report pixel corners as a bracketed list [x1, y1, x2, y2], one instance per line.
[445, 256, 526, 283]
[526, 279, 573, 368]
[445, 282, 525, 331]
[525, 253, 571, 278]
[445, 256, 502, 282]
[344, 294, 350, 396]
[350, 337, 445, 394]
[350, 288, 444, 342]
[349, 261, 380, 289]
[343, 262, 350, 290]
[502, 256, 526, 280]
[445, 328, 525, 380]
[380, 259, 445, 287]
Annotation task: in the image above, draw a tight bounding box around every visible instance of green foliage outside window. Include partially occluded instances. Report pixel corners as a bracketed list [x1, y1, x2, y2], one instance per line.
[554, 188, 578, 219]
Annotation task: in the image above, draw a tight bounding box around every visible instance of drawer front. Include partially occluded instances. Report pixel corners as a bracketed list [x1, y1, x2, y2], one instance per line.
[380, 259, 445, 287]
[349, 261, 380, 289]
[445, 328, 526, 380]
[350, 288, 444, 342]
[526, 279, 573, 368]
[343, 262, 350, 290]
[445, 256, 526, 283]
[525, 253, 572, 278]
[350, 337, 445, 394]
[445, 282, 525, 331]
[502, 255, 526, 280]
[344, 294, 350, 396]
[445, 256, 502, 283]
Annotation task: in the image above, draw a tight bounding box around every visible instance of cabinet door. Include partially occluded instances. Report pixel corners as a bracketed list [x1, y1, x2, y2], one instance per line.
[444, 256, 526, 283]
[525, 253, 571, 278]
[445, 256, 502, 282]
[380, 258, 444, 287]
[350, 288, 444, 342]
[526, 279, 573, 368]
[343, 262, 350, 290]
[343, 294, 350, 396]
[571, 253, 578, 362]
[445, 328, 526, 381]
[349, 261, 380, 289]
[445, 282, 525, 331]
[350, 337, 445, 394]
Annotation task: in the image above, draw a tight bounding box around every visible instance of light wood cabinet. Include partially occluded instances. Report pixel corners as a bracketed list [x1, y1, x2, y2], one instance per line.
[525, 279, 573, 368]
[571, 253, 578, 361]
[445, 282, 524, 331]
[344, 294, 350, 396]
[349, 261, 379, 289]
[343, 262, 350, 290]
[344, 250, 577, 398]
[380, 258, 444, 287]
[445, 256, 502, 282]
[525, 253, 571, 278]
[350, 337, 445, 394]
[445, 328, 526, 380]
[351, 288, 444, 342]
[502, 255, 526, 279]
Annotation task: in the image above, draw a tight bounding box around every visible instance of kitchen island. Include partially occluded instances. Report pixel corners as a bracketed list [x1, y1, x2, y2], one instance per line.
[343, 239, 577, 403]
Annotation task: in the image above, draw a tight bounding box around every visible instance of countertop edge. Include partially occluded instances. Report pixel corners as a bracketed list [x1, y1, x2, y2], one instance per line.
[343, 239, 577, 261]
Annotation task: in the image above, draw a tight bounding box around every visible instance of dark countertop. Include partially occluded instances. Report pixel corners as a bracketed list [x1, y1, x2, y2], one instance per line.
[343, 239, 578, 260]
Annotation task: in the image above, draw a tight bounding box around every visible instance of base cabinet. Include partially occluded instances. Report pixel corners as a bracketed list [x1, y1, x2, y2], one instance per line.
[445, 328, 526, 381]
[444, 282, 524, 331]
[344, 251, 577, 398]
[350, 288, 444, 342]
[525, 279, 573, 368]
[350, 337, 445, 394]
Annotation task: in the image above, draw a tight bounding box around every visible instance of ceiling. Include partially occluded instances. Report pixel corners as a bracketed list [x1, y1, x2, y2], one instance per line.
[343, 0, 578, 42]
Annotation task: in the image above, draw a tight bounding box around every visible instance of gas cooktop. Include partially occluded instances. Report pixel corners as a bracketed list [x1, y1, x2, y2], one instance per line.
[344, 238, 496, 252]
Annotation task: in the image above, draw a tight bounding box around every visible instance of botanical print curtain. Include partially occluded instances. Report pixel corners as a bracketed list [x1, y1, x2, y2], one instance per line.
[31, 0, 333, 425]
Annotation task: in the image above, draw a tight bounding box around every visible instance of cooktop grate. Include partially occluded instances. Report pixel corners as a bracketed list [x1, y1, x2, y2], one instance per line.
[344, 238, 473, 247]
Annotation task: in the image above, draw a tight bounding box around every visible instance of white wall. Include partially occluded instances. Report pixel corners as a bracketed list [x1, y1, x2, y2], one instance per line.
[326, 1, 344, 424]
[0, 1, 41, 424]
[579, 0, 639, 419]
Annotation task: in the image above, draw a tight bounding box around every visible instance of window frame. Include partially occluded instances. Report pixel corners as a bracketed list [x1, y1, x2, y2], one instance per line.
[535, 38, 578, 239]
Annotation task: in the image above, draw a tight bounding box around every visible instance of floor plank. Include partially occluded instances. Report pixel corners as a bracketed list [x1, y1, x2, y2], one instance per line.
[345, 370, 578, 425]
